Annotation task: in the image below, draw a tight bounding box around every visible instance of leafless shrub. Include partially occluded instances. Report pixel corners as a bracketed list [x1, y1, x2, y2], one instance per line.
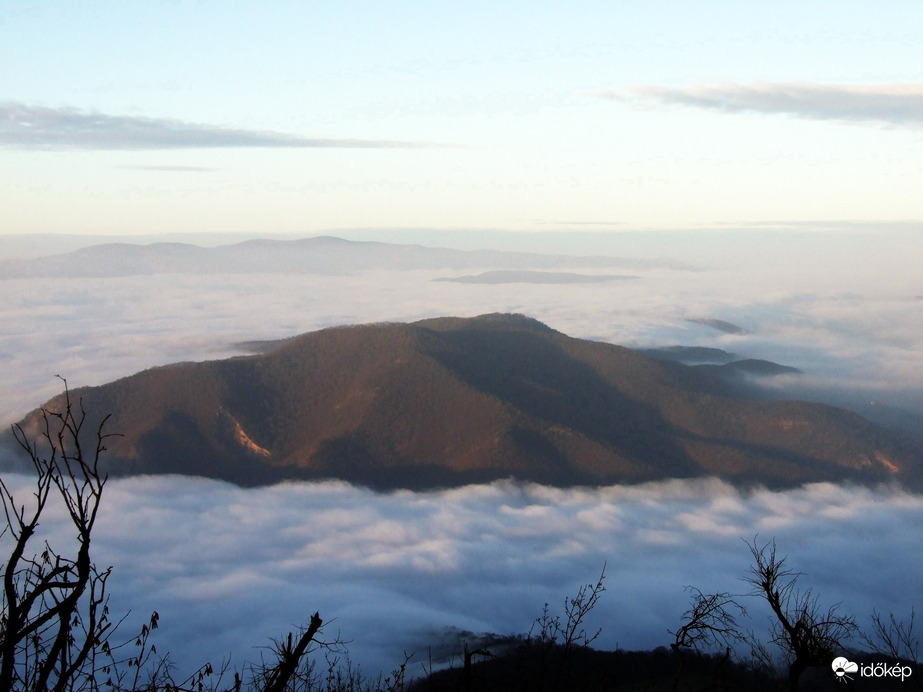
[521, 564, 607, 691]
[669, 587, 746, 691]
[0, 383, 331, 692]
[743, 537, 857, 692]
[0, 379, 121, 691]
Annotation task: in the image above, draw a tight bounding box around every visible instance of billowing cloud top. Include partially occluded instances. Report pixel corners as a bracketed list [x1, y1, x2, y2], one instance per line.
[0, 472, 918, 677]
[0, 102, 434, 150]
[602, 82, 923, 126]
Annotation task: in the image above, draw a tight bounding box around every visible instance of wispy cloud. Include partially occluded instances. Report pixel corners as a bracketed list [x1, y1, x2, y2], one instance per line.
[0, 102, 436, 150]
[600, 82, 923, 126]
[116, 165, 217, 172]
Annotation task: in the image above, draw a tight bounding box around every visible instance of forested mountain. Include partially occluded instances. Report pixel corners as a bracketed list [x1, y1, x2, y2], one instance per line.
[13, 314, 918, 489]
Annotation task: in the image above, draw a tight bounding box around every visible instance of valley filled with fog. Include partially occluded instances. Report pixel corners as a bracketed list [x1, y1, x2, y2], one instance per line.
[1, 228, 921, 676]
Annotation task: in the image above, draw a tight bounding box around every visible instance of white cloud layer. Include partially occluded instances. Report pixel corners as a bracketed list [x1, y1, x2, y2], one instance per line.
[0, 473, 919, 678]
[603, 83, 923, 126]
[0, 103, 434, 150]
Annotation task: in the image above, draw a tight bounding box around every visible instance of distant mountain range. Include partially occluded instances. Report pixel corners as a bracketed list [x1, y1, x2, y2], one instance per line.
[0, 236, 675, 278]
[639, 346, 802, 379]
[11, 314, 919, 490]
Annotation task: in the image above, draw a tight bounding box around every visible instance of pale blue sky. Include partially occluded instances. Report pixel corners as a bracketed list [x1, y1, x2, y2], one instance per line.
[2, 1, 922, 235]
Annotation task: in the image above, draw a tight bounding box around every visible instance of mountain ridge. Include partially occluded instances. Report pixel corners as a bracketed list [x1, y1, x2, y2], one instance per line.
[10, 314, 918, 490]
[0, 237, 674, 278]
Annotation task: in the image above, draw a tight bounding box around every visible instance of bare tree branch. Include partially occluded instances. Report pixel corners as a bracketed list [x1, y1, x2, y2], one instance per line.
[743, 537, 857, 692]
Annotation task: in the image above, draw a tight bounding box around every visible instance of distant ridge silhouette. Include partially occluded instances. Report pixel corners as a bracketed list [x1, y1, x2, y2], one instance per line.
[0, 236, 666, 278]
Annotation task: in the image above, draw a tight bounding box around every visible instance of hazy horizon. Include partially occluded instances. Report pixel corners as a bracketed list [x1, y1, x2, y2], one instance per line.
[3, 228, 922, 429]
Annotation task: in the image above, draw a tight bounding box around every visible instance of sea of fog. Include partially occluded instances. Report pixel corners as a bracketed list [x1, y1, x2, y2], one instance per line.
[0, 473, 919, 678]
[0, 228, 921, 677]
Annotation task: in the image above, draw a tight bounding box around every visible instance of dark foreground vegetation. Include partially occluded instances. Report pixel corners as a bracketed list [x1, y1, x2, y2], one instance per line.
[1, 389, 919, 691]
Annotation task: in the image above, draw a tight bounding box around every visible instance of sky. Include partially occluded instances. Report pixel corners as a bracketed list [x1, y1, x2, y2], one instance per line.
[2, 1, 923, 235]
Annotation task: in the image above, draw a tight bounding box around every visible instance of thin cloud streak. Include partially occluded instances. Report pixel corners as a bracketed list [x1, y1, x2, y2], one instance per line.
[0, 102, 438, 150]
[601, 82, 923, 126]
[116, 165, 217, 172]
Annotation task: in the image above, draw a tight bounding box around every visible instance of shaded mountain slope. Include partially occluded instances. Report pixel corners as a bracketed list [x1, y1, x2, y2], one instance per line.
[13, 314, 918, 489]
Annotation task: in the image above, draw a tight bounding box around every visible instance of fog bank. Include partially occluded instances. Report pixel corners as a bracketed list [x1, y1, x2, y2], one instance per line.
[1, 473, 918, 676]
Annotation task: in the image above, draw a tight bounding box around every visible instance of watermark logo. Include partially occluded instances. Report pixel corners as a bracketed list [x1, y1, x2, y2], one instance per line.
[832, 656, 913, 683]
[831, 657, 858, 683]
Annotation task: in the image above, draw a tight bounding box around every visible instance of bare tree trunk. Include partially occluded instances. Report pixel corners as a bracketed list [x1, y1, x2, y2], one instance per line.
[261, 611, 323, 692]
